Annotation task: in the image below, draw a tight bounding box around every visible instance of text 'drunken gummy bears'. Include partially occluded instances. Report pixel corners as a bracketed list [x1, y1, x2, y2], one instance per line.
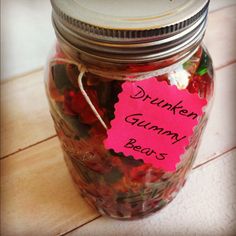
[105, 79, 207, 171]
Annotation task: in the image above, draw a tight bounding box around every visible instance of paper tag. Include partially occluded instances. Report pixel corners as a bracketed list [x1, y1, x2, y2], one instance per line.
[104, 78, 207, 172]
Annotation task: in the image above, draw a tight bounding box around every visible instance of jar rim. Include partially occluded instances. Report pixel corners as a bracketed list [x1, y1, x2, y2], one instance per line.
[51, 0, 209, 63]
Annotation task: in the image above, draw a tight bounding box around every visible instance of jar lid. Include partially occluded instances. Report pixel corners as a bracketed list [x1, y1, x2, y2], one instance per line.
[51, 0, 209, 62]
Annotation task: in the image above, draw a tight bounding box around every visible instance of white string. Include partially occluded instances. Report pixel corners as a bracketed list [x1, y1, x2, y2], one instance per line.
[49, 48, 197, 130]
[50, 58, 85, 72]
[50, 58, 108, 130]
[77, 66, 108, 130]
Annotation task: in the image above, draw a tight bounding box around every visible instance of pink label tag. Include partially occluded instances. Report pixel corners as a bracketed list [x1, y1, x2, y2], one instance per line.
[104, 78, 207, 172]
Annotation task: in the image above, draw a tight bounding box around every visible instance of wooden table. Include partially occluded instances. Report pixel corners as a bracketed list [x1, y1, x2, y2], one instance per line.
[1, 6, 236, 236]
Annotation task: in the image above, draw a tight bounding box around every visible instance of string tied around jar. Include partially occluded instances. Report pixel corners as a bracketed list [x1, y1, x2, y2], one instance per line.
[49, 49, 197, 130]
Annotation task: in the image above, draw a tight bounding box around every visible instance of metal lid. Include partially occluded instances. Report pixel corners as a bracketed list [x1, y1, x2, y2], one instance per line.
[51, 0, 210, 62]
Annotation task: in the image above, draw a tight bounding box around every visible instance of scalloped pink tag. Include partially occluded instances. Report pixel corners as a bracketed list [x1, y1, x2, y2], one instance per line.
[104, 78, 207, 172]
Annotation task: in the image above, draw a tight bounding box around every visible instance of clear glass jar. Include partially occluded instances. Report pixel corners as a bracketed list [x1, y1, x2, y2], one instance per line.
[45, 0, 214, 219]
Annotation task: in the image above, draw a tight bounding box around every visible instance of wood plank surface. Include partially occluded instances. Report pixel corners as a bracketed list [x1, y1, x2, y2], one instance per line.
[195, 64, 236, 166]
[0, 138, 99, 236]
[1, 6, 236, 158]
[1, 61, 235, 235]
[204, 5, 236, 69]
[67, 150, 236, 236]
[1, 5, 236, 236]
[0, 71, 55, 158]
[209, 0, 236, 12]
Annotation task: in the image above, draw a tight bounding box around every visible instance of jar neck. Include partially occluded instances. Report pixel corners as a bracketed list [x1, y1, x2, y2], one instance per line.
[56, 38, 201, 80]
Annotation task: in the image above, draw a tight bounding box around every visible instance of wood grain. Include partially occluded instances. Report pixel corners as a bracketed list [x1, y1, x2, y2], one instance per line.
[67, 150, 236, 236]
[205, 5, 236, 69]
[1, 6, 236, 236]
[1, 6, 236, 158]
[0, 138, 99, 236]
[0, 70, 56, 158]
[195, 64, 236, 166]
[1, 62, 235, 235]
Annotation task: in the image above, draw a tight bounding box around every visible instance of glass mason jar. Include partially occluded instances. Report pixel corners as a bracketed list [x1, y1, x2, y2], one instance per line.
[45, 0, 214, 219]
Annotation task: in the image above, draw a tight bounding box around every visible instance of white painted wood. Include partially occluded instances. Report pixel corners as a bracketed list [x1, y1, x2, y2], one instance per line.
[1, 0, 55, 80]
[68, 150, 236, 236]
[0, 2, 235, 235]
[1, 64, 235, 234]
[194, 64, 236, 167]
[0, 138, 99, 236]
[204, 5, 236, 69]
[209, 0, 236, 12]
